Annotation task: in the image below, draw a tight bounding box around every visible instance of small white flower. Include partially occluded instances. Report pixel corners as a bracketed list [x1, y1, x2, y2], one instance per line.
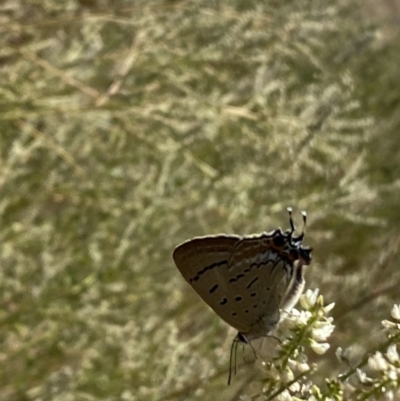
[310, 340, 330, 355]
[297, 361, 311, 373]
[385, 390, 394, 401]
[387, 369, 398, 381]
[357, 368, 368, 383]
[368, 352, 388, 371]
[300, 289, 319, 310]
[312, 324, 335, 342]
[289, 381, 300, 392]
[336, 346, 352, 363]
[282, 366, 294, 382]
[276, 389, 291, 401]
[323, 302, 335, 313]
[287, 358, 298, 371]
[336, 347, 343, 362]
[387, 344, 399, 364]
[280, 309, 311, 330]
[382, 319, 400, 329]
[316, 294, 325, 307]
[296, 311, 312, 327]
[391, 304, 400, 321]
[300, 381, 312, 394]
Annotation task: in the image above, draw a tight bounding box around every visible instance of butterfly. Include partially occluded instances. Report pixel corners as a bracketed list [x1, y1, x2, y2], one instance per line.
[173, 208, 312, 382]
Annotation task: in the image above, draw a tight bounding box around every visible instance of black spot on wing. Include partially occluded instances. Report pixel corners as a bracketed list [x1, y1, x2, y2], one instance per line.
[220, 298, 228, 305]
[209, 284, 218, 293]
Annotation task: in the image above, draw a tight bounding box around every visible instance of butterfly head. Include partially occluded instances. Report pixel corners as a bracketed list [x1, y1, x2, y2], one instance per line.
[281, 208, 312, 266]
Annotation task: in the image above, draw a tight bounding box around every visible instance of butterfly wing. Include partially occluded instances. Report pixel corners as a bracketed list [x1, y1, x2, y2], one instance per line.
[173, 235, 253, 333]
[223, 234, 293, 338]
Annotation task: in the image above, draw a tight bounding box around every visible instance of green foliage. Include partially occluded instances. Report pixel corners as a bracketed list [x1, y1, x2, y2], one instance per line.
[1, 0, 400, 400]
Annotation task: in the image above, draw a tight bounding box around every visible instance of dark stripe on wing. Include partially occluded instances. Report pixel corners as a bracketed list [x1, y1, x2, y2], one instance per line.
[246, 276, 259, 289]
[189, 259, 228, 283]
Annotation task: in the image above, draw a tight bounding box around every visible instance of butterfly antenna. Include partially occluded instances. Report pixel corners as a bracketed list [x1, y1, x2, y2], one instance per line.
[248, 339, 257, 360]
[287, 207, 295, 235]
[266, 333, 282, 345]
[299, 210, 307, 240]
[228, 335, 239, 385]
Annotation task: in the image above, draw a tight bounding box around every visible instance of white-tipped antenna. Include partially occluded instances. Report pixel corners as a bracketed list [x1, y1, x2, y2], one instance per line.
[287, 207, 295, 233]
[300, 210, 307, 239]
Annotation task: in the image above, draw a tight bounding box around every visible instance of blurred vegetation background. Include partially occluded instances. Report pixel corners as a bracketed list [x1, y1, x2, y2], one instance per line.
[1, 0, 400, 400]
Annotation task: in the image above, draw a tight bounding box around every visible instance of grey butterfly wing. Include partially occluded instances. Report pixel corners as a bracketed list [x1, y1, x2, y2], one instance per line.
[224, 236, 293, 338]
[173, 235, 252, 333]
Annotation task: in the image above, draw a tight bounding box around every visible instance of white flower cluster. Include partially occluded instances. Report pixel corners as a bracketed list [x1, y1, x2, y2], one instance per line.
[362, 305, 400, 401]
[254, 297, 400, 401]
[281, 289, 335, 355]
[259, 289, 336, 400]
[338, 304, 400, 401]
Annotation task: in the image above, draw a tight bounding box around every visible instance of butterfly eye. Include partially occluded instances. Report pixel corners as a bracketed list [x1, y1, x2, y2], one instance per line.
[272, 234, 285, 247]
